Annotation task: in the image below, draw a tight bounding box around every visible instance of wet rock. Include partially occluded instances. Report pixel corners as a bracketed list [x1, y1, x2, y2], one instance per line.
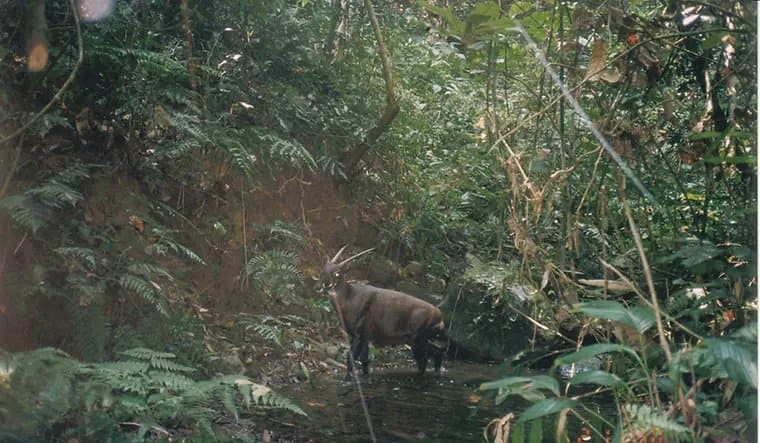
[557, 356, 603, 379]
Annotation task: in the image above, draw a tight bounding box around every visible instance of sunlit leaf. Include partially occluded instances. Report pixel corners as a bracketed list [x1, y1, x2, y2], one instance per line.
[574, 301, 655, 333]
[704, 338, 757, 388]
[480, 375, 559, 396]
[555, 343, 641, 367]
[568, 370, 624, 387]
[518, 398, 577, 422]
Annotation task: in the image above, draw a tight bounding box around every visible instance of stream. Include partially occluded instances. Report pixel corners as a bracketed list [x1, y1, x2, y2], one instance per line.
[254, 359, 508, 442]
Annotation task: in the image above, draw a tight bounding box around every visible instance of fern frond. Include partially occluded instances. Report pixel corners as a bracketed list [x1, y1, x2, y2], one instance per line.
[149, 357, 195, 373]
[265, 220, 307, 245]
[153, 237, 206, 265]
[260, 132, 317, 170]
[56, 247, 96, 269]
[126, 263, 174, 280]
[148, 370, 194, 389]
[624, 404, 693, 443]
[230, 377, 307, 416]
[119, 274, 167, 315]
[256, 391, 307, 416]
[248, 323, 282, 347]
[215, 133, 257, 181]
[30, 182, 83, 208]
[168, 111, 207, 142]
[92, 360, 151, 374]
[318, 155, 347, 179]
[0, 195, 53, 232]
[120, 348, 176, 361]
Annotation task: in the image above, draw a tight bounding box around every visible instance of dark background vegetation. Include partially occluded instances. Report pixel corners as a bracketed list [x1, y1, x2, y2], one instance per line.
[0, 0, 756, 441]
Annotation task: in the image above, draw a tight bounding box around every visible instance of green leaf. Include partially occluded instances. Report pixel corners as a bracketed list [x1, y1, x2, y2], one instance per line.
[512, 420, 525, 443]
[480, 375, 559, 396]
[518, 398, 577, 423]
[703, 155, 757, 165]
[688, 131, 722, 140]
[574, 301, 655, 333]
[555, 343, 641, 367]
[424, 4, 465, 35]
[528, 419, 542, 443]
[704, 338, 757, 388]
[568, 370, 624, 387]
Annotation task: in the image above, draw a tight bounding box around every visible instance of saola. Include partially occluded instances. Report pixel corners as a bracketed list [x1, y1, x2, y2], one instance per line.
[318, 246, 445, 378]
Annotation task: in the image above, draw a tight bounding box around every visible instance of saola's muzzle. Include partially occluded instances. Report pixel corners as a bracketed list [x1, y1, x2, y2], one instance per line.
[315, 280, 336, 293]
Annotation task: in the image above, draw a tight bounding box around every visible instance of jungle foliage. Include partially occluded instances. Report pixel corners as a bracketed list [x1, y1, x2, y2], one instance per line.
[0, 0, 756, 441]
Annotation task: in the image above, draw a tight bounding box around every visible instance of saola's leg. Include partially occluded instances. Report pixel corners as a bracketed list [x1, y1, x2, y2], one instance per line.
[358, 339, 370, 375]
[412, 338, 428, 375]
[346, 334, 363, 379]
[428, 341, 443, 373]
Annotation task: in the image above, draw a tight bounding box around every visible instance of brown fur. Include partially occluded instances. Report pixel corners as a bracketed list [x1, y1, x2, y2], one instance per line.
[321, 257, 444, 377]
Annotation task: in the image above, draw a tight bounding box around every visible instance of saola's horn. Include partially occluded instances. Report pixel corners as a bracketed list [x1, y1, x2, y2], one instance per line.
[338, 247, 375, 267]
[330, 245, 350, 263]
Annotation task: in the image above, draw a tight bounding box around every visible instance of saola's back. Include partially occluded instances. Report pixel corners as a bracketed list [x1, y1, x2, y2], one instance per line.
[349, 283, 443, 347]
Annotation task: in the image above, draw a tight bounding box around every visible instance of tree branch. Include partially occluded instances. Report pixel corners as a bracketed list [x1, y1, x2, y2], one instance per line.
[344, 0, 400, 176]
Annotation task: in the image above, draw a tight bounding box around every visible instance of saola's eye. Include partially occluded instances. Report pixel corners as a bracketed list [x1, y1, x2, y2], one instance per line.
[334, 272, 340, 278]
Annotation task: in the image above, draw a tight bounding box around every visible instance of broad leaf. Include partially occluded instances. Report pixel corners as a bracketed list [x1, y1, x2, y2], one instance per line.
[704, 338, 757, 388]
[555, 343, 641, 367]
[574, 301, 655, 333]
[568, 370, 623, 388]
[480, 375, 559, 396]
[518, 398, 577, 423]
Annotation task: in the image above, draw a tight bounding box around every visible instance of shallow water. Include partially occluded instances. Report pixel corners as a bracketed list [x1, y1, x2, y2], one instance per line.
[263, 359, 509, 442]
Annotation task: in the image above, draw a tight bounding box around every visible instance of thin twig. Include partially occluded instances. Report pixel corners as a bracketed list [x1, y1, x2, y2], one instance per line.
[620, 187, 670, 360]
[0, 0, 83, 145]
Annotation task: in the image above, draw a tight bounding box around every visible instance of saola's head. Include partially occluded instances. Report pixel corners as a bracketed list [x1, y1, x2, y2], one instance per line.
[318, 245, 375, 293]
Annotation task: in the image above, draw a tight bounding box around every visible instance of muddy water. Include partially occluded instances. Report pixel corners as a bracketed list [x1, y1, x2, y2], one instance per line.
[266, 360, 512, 442]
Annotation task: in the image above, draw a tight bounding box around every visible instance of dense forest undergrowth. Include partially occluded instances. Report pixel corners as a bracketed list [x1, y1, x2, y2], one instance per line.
[0, 0, 756, 441]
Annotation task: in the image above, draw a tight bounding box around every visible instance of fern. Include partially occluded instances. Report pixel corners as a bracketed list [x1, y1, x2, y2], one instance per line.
[318, 154, 347, 179]
[225, 376, 306, 416]
[148, 371, 194, 389]
[238, 314, 307, 348]
[214, 131, 257, 181]
[259, 132, 317, 170]
[0, 163, 92, 232]
[56, 247, 97, 270]
[247, 249, 301, 278]
[263, 220, 308, 246]
[119, 273, 167, 315]
[151, 229, 206, 264]
[0, 195, 53, 232]
[93, 360, 150, 374]
[246, 249, 303, 301]
[623, 404, 693, 442]
[252, 323, 282, 347]
[119, 347, 176, 360]
[149, 357, 195, 373]
[126, 262, 174, 280]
